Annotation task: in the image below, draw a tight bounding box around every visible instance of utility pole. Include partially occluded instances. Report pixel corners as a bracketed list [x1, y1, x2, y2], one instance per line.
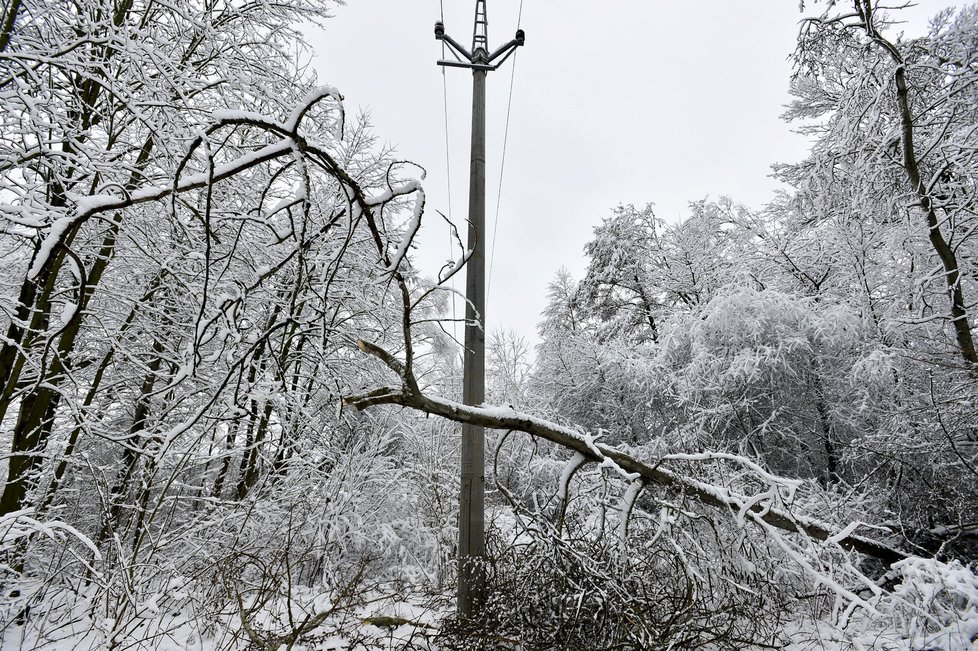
[434, 2, 524, 619]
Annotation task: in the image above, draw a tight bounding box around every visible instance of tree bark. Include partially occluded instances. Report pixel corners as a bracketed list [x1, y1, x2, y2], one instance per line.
[0, 0, 22, 52]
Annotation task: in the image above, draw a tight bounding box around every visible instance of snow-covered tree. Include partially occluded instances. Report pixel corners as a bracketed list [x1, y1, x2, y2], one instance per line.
[0, 2, 451, 647]
[790, 1, 978, 367]
[578, 202, 738, 344]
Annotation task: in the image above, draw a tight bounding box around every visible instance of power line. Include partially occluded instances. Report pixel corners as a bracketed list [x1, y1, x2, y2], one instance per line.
[486, 50, 518, 307]
[440, 0, 458, 340]
[486, 0, 523, 308]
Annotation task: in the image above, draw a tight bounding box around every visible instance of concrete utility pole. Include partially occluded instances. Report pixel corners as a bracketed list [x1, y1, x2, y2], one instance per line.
[434, 1, 524, 619]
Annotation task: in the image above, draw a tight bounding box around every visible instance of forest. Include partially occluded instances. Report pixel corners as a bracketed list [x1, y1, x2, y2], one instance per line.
[0, 0, 977, 649]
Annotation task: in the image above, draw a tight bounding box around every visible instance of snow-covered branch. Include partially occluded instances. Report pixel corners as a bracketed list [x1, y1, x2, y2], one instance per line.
[344, 340, 907, 565]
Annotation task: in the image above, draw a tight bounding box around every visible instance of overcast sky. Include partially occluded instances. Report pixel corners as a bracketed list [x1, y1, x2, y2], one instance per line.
[309, 1, 964, 344]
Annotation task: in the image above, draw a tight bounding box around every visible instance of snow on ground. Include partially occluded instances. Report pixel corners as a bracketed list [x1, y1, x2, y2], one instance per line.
[3, 554, 976, 649]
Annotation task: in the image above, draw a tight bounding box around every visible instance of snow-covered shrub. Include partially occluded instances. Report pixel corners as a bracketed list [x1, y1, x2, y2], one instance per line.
[0, 418, 448, 650]
[788, 557, 978, 650]
[888, 557, 978, 648]
[451, 435, 822, 650]
[456, 492, 796, 650]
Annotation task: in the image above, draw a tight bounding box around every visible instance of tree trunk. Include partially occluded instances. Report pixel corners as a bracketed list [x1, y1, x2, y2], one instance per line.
[101, 339, 166, 540]
[893, 66, 977, 366]
[0, 214, 143, 516]
[0, 0, 22, 52]
[346, 338, 908, 565]
[858, 2, 978, 367]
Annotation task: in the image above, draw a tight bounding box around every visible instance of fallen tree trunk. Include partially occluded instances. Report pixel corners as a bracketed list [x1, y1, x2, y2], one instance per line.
[345, 340, 907, 565]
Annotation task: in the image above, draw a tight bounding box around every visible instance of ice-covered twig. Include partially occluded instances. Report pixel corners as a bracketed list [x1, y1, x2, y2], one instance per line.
[1, 508, 102, 561]
[377, 179, 425, 273]
[617, 479, 644, 549]
[556, 453, 588, 503]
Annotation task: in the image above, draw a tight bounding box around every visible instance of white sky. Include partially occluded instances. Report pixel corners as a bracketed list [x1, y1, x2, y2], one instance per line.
[309, 1, 964, 344]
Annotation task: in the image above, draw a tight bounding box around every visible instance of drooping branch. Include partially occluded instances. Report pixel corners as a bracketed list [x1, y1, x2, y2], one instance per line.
[345, 339, 907, 565]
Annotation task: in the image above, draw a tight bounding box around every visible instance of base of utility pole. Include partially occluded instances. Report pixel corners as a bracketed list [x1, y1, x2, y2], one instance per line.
[457, 422, 486, 613]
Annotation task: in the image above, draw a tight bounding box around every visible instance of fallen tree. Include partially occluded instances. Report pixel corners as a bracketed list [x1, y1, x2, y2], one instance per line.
[344, 339, 906, 566]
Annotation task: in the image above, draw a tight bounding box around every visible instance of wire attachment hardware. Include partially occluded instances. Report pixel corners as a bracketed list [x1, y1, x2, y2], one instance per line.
[434, 4, 523, 71]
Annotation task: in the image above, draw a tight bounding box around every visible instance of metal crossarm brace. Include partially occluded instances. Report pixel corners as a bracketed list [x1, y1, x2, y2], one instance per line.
[435, 21, 524, 71]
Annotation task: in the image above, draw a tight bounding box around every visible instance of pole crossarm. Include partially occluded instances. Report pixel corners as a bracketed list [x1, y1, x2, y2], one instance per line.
[435, 20, 524, 71]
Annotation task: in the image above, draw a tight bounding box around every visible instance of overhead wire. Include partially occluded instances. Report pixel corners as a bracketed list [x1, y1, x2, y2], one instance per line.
[440, 0, 458, 341]
[486, 0, 524, 307]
